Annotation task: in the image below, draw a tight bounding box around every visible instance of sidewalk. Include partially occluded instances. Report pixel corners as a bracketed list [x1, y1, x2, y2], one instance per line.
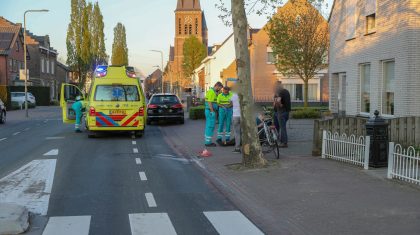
[160, 117, 420, 235]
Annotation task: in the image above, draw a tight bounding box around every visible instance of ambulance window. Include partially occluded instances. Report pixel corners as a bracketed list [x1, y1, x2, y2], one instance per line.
[94, 85, 140, 101]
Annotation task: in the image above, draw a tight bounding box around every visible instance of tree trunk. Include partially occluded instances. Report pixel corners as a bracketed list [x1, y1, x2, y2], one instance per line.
[231, 0, 266, 168]
[304, 79, 309, 108]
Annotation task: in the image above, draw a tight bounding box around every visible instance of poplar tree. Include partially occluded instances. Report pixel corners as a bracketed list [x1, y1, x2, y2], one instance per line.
[66, 0, 87, 88]
[66, 0, 108, 89]
[111, 23, 129, 66]
[182, 36, 207, 87]
[91, 2, 108, 67]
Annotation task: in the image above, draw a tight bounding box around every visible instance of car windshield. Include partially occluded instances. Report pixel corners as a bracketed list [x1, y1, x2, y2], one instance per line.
[150, 95, 179, 104]
[94, 85, 140, 101]
[12, 93, 25, 97]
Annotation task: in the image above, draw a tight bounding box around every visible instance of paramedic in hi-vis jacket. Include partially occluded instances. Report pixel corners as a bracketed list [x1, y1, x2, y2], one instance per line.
[216, 86, 233, 145]
[71, 96, 84, 133]
[204, 82, 224, 147]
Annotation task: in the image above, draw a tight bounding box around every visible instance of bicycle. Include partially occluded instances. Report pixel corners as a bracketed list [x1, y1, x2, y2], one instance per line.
[257, 106, 280, 159]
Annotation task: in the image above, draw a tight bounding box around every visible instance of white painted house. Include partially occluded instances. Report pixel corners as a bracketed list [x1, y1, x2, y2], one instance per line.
[193, 34, 236, 98]
[329, 0, 420, 117]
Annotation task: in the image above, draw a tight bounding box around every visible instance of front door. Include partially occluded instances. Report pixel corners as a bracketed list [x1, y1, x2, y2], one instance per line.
[338, 73, 347, 115]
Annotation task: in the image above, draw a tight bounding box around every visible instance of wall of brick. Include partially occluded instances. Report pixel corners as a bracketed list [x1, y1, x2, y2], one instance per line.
[329, 0, 420, 117]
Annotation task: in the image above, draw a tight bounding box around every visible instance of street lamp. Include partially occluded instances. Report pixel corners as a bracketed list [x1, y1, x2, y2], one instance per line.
[150, 50, 164, 93]
[24, 9, 49, 118]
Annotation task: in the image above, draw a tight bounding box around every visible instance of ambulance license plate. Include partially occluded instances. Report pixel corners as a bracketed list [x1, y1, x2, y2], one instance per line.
[110, 110, 126, 115]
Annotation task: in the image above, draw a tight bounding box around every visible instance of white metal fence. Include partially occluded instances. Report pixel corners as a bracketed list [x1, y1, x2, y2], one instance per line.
[387, 143, 420, 185]
[321, 130, 370, 169]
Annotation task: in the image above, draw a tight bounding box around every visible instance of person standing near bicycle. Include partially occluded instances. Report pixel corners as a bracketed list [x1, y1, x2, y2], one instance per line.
[231, 84, 241, 153]
[274, 81, 291, 148]
[216, 86, 233, 145]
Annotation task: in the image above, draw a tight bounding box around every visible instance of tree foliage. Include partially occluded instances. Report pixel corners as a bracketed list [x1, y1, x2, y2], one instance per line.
[182, 35, 207, 86]
[267, 0, 329, 107]
[111, 23, 129, 66]
[66, 0, 107, 89]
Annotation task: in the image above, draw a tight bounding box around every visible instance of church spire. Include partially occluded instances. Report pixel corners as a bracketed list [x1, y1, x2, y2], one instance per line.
[176, 0, 201, 11]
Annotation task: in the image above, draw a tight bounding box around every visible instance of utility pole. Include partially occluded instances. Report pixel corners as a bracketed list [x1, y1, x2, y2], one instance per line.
[150, 50, 164, 92]
[24, 9, 49, 117]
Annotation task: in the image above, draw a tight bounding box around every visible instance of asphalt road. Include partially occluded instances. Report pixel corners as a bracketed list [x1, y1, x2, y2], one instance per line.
[0, 107, 263, 235]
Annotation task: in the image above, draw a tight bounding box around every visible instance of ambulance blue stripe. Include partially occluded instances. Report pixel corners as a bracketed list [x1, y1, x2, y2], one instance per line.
[96, 117, 107, 126]
[98, 112, 120, 126]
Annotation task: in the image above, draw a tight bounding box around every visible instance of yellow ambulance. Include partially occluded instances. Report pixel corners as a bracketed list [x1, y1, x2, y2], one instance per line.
[60, 66, 146, 138]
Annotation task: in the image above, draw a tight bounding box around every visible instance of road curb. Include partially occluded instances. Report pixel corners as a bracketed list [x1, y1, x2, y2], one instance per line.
[0, 203, 29, 235]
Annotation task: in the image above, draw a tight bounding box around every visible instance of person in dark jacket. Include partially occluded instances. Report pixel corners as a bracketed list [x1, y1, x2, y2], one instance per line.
[274, 81, 291, 148]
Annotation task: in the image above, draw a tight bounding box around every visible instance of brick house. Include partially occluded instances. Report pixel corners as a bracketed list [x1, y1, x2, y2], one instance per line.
[25, 32, 59, 100]
[0, 17, 25, 86]
[192, 1, 329, 103]
[329, 0, 420, 117]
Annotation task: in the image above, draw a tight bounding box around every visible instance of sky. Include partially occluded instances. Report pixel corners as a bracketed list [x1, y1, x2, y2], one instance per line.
[0, 0, 334, 76]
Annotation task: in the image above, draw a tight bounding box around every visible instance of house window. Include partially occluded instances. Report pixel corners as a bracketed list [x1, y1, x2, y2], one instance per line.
[51, 61, 55, 75]
[382, 60, 395, 115]
[360, 63, 371, 113]
[16, 41, 19, 52]
[267, 47, 275, 64]
[9, 59, 12, 71]
[346, 0, 357, 39]
[46, 59, 50, 74]
[366, 14, 376, 33]
[308, 84, 318, 101]
[178, 18, 182, 34]
[184, 24, 188, 35]
[189, 24, 192, 34]
[41, 58, 45, 73]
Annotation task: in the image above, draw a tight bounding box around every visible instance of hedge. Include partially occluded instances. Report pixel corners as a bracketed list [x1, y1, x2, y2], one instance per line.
[291, 109, 321, 119]
[9, 86, 51, 106]
[189, 105, 205, 120]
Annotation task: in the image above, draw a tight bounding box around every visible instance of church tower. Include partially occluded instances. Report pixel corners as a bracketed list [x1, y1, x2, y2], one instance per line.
[170, 0, 208, 88]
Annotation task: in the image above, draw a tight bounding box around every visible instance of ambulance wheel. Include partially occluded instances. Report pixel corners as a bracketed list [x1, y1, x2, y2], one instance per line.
[135, 131, 144, 138]
[88, 131, 97, 138]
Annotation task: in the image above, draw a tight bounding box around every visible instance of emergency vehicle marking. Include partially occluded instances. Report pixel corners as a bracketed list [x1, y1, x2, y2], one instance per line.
[95, 111, 139, 127]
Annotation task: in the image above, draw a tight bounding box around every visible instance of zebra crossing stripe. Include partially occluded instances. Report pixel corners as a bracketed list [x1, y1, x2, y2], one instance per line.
[42, 216, 91, 235]
[129, 213, 177, 235]
[204, 211, 264, 235]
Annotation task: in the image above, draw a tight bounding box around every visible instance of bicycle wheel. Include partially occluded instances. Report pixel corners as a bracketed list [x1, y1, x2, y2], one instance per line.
[269, 129, 280, 159]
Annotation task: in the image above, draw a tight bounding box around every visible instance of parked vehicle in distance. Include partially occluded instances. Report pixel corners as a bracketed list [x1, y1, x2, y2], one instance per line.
[0, 98, 6, 124]
[147, 93, 184, 125]
[11, 92, 36, 108]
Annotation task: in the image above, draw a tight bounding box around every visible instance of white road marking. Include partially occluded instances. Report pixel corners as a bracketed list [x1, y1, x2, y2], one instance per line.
[42, 216, 91, 235]
[145, 193, 157, 207]
[0, 138, 6, 142]
[132, 141, 137, 145]
[0, 159, 57, 215]
[203, 211, 264, 235]
[135, 158, 142, 165]
[12, 132, 21, 136]
[139, 172, 147, 181]
[46, 137, 65, 140]
[133, 148, 139, 153]
[129, 213, 177, 235]
[43, 149, 59, 156]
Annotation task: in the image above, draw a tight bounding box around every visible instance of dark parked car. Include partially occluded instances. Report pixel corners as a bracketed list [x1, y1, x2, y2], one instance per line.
[147, 94, 184, 125]
[0, 98, 6, 124]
